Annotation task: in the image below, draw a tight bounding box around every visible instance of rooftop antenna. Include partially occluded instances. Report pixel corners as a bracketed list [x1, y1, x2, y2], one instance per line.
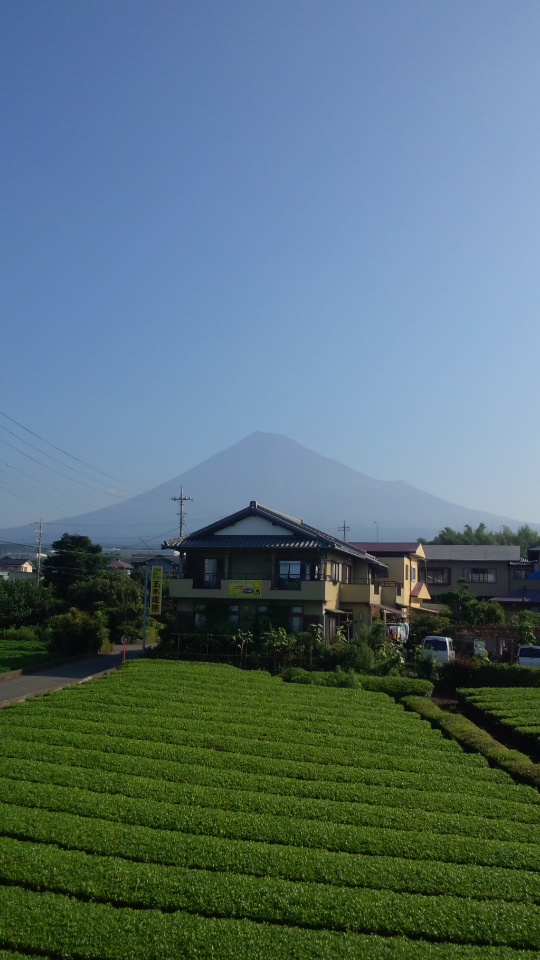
[338, 521, 349, 541]
[373, 521, 379, 542]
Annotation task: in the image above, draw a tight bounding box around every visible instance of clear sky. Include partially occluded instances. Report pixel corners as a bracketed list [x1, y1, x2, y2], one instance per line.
[2, 0, 540, 535]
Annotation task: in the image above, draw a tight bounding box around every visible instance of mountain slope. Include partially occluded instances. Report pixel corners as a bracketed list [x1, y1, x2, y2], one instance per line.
[1, 432, 537, 548]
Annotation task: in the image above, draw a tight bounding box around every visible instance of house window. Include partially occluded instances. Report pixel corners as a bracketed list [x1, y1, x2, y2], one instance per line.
[257, 605, 269, 628]
[229, 605, 240, 627]
[411, 566, 417, 583]
[290, 606, 303, 632]
[464, 568, 496, 584]
[279, 561, 302, 580]
[342, 564, 352, 584]
[514, 569, 530, 580]
[426, 567, 451, 586]
[331, 561, 340, 582]
[203, 558, 219, 588]
[194, 604, 207, 630]
[405, 564, 409, 581]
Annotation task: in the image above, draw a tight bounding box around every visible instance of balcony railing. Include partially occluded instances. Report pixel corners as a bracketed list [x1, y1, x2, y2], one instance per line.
[192, 576, 221, 589]
[271, 577, 302, 591]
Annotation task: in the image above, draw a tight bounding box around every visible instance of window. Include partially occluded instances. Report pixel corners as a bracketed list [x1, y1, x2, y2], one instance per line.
[203, 558, 219, 588]
[290, 606, 303, 632]
[257, 605, 269, 628]
[279, 561, 301, 580]
[426, 567, 451, 586]
[229, 605, 240, 627]
[194, 604, 207, 630]
[464, 568, 496, 584]
[331, 561, 340, 582]
[411, 566, 417, 583]
[514, 569, 530, 580]
[342, 564, 352, 584]
[405, 564, 409, 581]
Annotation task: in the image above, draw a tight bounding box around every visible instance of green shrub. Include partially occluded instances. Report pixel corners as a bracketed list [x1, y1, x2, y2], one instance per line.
[281, 669, 432, 698]
[0, 626, 43, 644]
[439, 658, 540, 691]
[281, 667, 359, 688]
[47, 608, 110, 657]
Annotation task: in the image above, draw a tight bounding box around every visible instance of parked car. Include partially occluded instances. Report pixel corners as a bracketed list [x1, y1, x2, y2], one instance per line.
[422, 636, 456, 665]
[517, 645, 540, 668]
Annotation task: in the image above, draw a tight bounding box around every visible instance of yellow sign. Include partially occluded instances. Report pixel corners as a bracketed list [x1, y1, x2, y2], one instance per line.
[230, 579, 262, 598]
[150, 566, 163, 615]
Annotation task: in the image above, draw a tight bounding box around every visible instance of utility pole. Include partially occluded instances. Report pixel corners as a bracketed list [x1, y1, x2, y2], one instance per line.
[171, 487, 193, 539]
[338, 521, 349, 541]
[31, 519, 44, 588]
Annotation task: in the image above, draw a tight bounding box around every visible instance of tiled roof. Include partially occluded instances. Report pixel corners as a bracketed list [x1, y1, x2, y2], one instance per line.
[423, 545, 521, 562]
[163, 501, 388, 570]
[353, 542, 423, 556]
[173, 535, 335, 550]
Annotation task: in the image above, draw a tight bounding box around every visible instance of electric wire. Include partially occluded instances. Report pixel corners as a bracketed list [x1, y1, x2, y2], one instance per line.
[0, 410, 145, 493]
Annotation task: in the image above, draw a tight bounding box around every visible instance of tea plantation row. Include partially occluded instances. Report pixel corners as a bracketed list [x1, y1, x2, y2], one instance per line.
[0, 659, 538, 958]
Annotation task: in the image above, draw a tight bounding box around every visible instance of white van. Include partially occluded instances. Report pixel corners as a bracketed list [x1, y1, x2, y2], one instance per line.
[517, 645, 540, 668]
[422, 636, 455, 665]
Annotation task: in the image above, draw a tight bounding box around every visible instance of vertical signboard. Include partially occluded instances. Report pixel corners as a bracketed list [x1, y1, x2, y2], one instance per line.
[150, 566, 163, 616]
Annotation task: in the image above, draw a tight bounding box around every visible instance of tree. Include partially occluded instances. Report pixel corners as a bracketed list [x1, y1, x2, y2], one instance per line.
[42, 534, 109, 602]
[0, 579, 60, 630]
[47, 607, 110, 656]
[420, 523, 540, 556]
[68, 572, 144, 639]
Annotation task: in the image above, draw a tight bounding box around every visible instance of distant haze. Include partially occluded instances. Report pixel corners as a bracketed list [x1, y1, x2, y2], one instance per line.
[0, 433, 538, 550]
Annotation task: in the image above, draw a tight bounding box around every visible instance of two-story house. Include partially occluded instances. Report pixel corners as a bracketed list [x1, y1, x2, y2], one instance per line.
[163, 501, 389, 638]
[423, 545, 531, 601]
[352, 542, 432, 626]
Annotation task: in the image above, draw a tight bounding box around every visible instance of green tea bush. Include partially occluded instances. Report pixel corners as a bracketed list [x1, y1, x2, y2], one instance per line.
[439, 659, 540, 691]
[281, 668, 432, 699]
[281, 667, 359, 688]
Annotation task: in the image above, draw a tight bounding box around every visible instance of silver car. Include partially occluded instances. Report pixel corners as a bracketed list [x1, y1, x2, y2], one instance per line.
[517, 645, 540, 668]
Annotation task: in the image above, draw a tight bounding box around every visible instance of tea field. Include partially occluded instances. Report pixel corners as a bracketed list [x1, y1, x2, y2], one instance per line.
[460, 687, 540, 751]
[0, 660, 539, 959]
[0, 638, 52, 674]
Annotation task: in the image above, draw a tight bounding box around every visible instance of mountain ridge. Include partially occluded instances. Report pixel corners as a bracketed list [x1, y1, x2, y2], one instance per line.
[0, 432, 537, 549]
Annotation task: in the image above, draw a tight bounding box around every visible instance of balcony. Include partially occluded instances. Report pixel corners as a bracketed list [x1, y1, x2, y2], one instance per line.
[169, 577, 328, 601]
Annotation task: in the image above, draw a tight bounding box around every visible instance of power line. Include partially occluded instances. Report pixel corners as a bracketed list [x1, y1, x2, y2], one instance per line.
[0, 409, 146, 493]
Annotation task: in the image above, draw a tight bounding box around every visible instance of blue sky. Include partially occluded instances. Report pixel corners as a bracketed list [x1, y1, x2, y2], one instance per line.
[1, 0, 540, 533]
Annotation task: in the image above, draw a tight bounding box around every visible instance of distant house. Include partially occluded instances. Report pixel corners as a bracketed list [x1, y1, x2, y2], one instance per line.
[488, 543, 540, 612]
[423, 545, 534, 601]
[0, 556, 34, 574]
[163, 500, 390, 638]
[130, 555, 182, 576]
[108, 559, 133, 574]
[351, 542, 433, 624]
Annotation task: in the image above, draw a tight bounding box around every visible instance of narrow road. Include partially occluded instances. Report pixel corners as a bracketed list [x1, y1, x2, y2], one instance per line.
[0, 643, 148, 708]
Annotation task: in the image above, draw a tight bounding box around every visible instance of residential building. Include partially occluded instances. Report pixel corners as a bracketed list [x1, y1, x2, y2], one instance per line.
[108, 560, 133, 574]
[351, 542, 432, 625]
[130, 554, 182, 576]
[0, 556, 34, 575]
[489, 543, 540, 612]
[163, 501, 390, 637]
[423, 545, 533, 601]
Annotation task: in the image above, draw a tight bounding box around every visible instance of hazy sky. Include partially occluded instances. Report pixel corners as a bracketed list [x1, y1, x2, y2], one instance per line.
[2, 0, 540, 535]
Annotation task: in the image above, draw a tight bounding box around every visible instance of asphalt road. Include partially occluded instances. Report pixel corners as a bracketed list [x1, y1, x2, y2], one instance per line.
[0, 643, 149, 707]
